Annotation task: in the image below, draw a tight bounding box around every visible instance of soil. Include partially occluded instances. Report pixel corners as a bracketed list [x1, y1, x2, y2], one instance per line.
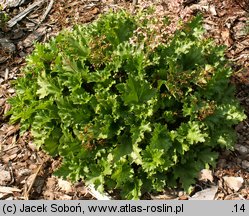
[0, 0, 248, 200]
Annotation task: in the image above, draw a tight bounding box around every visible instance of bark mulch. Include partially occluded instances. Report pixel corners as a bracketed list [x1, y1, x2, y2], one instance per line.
[0, 0, 248, 200]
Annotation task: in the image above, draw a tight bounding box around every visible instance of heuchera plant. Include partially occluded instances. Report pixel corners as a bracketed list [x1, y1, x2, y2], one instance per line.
[7, 10, 246, 199]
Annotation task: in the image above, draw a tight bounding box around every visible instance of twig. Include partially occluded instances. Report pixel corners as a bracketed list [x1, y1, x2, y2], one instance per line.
[234, 0, 249, 13]
[7, 0, 46, 28]
[35, 0, 54, 30]
[132, 0, 138, 14]
[7, 161, 15, 185]
[1, 145, 19, 153]
[4, 68, 9, 80]
[244, 120, 249, 127]
[0, 186, 21, 193]
[230, 54, 248, 62]
[23, 162, 44, 200]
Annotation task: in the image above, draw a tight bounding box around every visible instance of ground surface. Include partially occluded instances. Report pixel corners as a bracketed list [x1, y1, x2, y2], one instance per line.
[0, 0, 248, 200]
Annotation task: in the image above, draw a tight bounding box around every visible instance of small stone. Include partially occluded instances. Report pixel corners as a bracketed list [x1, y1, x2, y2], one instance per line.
[58, 178, 72, 193]
[242, 160, 249, 170]
[0, 38, 16, 54]
[189, 186, 218, 200]
[235, 144, 249, 156]
[223, 176, 244, 192]
[198, 169, 213, 182]
[0, 170, 11, 185]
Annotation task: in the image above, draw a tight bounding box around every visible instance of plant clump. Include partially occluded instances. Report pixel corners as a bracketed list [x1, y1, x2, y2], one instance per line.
[7, 10, 246, 199]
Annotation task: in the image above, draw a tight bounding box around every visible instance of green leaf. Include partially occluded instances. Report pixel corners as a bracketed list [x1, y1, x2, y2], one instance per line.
[131, 121, 151, 145]
[198, 148, 218, 167]
[130, 143, 143, 165]
[174, 161, 200, 192]
[123, 178, 142, 200]
[117, 76, 156, 105]
[43, 126, 62, 156]
[177, 121, 208, 145]
[37, 74, 61, 99]
[113, 133, 133, 161]
[112, 158, 134, 187]
[142, 147, 164, 173]
[150, 124, 172, 152]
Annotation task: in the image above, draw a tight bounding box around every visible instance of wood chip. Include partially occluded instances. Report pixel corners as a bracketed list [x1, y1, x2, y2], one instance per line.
[22, 26, 47, 48]
[7, 0, 46, 28]
[6, 124, 20, 137]
[0, 186, 21, 194]
[209, 5, 217, 16]
[23, 162, 44, 200]
[0, 169, 11, 185]
[60, 194, 72, 200]
[58, 178, 72, 193]
[0, 0, 28, 9]
[151, 193, 178, 200]
[221, 28, 233, 47]
[36, 0, 54, 29]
